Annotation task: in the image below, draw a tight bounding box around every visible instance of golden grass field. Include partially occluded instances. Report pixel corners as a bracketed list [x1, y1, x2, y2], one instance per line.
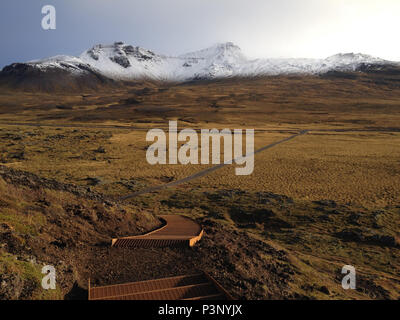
[1, 125, 399, 209]
[1, 75, 399, 209]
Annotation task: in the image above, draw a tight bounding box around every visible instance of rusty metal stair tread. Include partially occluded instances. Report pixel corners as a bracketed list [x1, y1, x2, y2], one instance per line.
[183, 294, 226, 300]
[92, 283, 217, 301]
[112, 238, 190, 248]
[89, 272, 233, 300]
[90, 273, 206, 299]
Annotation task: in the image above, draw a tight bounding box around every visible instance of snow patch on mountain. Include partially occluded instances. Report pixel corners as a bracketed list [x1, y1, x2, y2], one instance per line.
[27, 55, 91, 74]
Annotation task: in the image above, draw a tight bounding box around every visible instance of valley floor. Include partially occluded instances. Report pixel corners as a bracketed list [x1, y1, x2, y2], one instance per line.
[0, 76, 399, 299]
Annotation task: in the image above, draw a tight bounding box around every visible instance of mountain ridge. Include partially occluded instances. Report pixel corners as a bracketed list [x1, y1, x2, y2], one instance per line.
[1, 41, 399, 91]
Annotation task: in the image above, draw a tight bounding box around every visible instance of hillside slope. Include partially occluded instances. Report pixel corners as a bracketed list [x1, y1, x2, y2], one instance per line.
[0, 165, 161, 299]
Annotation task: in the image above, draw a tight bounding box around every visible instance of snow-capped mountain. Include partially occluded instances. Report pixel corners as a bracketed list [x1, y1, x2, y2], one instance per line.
[79, 42, 251, 80]
[2, 41, 398, 83]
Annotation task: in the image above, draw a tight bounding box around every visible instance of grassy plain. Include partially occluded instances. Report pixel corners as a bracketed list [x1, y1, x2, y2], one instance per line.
[1, 76, 399, 208]
[0, 75, 399, 299]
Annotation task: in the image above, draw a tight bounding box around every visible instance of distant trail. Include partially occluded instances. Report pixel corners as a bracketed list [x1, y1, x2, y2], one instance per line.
[1, 121, 398, 133]
[0, 121, 297, 134]
[119, 130, 308, 200]
[0, 122, 146, 131]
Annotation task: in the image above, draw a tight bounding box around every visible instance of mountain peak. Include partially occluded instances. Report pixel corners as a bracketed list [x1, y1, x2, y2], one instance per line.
[80, 42, 159, 71]
[214, 42, 240, 49]
[180, 42, 244, 60]
[325, 52, 386, 64]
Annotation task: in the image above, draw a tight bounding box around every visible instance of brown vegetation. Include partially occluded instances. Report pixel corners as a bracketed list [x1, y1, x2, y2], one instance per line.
[0, 73, 399, 299]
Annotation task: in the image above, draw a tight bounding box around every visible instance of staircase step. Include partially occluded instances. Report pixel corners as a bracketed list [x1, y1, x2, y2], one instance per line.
[89, 272, 232, 300]
[111, 215, 203, 248]
[90, 273, 207, 300]
[112, 238, 188, 248]
[103, 283, 219, 300]
[183, 294, 226, 300]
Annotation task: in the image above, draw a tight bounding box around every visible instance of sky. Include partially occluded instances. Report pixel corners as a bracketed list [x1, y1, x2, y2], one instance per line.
[0, 0, 399, 68]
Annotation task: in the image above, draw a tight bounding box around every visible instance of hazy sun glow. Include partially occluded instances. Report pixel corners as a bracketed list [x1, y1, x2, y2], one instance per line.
[235, 0, 400, 60]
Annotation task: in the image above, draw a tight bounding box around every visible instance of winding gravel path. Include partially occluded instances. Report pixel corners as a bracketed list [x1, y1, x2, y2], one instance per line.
[119, 130, 309, 199]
